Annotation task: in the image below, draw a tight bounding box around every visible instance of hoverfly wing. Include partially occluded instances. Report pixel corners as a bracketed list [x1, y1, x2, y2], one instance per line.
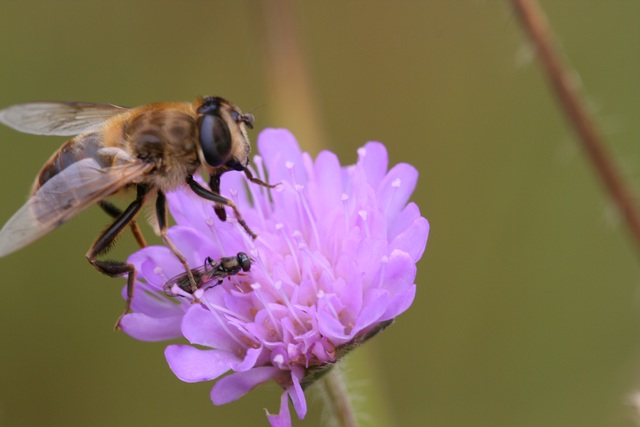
[0, 156, 152, 257]
[0, 102, 128, 136]
[163, 260, 223, 295]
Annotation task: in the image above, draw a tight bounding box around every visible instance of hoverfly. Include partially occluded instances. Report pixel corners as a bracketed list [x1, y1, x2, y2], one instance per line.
[0, 97, 272, 324]
[163, 252, 252, 296]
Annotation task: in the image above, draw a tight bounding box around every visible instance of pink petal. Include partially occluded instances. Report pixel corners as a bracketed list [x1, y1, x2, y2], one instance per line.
[166, 226, 217, 266]
[210, 366, 280, 405]
[316, 310, 349, 342]
[381, 250, 417, 295]
[124, 280, 184, 318]
[127, 246, 181, 288]
[381, 284, 417, 320]
[389, 216, 430, 262]
[181, 304, 239, 353]
[358, 141, 389, 188]
[288, 371, 307, 419]
[378, 163, 418, 220]
[388, 202, 421, 241]
[257, 129, 306, 185]
[313, 150, 343, 203]
[267, 392, 292, 427]
[351, 288, 390, 337]
[119, 312, 183, 341]
[231, 346, 264, 372]
[165, 345, 238, 382]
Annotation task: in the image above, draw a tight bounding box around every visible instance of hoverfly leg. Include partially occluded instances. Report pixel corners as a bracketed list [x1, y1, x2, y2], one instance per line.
[87, 185, 148, 329]
[243, 167, 278, 189]
[187, 175, 258, 239]
[208, 173, 227, 222]
[156, 190, 199, 294]
[99, 200, 148, 248]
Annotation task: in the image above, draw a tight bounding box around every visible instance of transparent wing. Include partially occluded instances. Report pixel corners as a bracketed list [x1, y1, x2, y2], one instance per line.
[0, 101, 128, 136]
[163, 262, 223, 295]
[0, 157, 152, 257]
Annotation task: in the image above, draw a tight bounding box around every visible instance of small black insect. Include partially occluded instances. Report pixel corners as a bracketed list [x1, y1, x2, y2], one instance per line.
[163, 252, 252, 296]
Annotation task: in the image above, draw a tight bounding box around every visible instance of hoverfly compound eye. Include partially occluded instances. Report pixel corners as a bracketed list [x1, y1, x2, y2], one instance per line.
[197, 97, 221, 115]
[197, 114, 232, 167]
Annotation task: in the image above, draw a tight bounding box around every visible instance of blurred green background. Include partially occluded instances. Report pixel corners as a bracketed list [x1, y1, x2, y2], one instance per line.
[0, 1, 639, 426]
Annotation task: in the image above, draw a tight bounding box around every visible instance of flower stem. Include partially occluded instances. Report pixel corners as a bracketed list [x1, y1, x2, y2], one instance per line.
[511, 0, 640, 254]
[319, 367, 358, 427]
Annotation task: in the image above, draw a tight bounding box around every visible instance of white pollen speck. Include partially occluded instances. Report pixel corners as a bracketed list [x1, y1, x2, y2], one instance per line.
[206, 217, 216, 225]
[317, 290, 325, 298]
[341, 193, 349, 201]
[275, 223, 284, 230]
[273, 354, 284, 364]
[292, 230, 302, 238]
[392, 178, 402, 188]
[358, 210, 368, 221]
[275, 185, 284, 193]
[230, 188, 238, 196]
[153, 267, 163, 275]
[251, 283, 261, 291]
[285, 161, 294, 169]
[295, 184, 304, 192]
[274, 280, 282, 290]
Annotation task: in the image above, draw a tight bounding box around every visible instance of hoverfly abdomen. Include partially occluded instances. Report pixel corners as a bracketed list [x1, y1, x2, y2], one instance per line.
[32, 132, 106, 194]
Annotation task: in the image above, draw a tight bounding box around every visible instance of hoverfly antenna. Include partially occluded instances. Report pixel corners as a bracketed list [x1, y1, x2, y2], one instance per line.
[242, 113, 254, 129]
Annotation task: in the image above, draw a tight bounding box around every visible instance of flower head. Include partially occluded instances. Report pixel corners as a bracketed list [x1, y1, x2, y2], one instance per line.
[119, 129, 429, 426]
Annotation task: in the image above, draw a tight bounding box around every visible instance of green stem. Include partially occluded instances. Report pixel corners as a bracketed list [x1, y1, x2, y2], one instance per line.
[319, 367, 359, 427]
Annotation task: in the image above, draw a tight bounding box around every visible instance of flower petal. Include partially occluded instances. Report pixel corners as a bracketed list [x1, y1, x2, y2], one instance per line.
[165, 345, 238, 382]
[288, 370, 307, 419]
[358, 141, 389, 188]
[182, 304, 241, 353]
[381, 284, 416, 321]
[210, 366, 280, 405]
[389, 216, 430, 262]
[351, 288, 390, 338]
[267, 392, 292, 427]
[258, 129, 306, 185]
[378, 163, 418, 220]
[231, 345, 264, 372]
[119, 313, 183, 341]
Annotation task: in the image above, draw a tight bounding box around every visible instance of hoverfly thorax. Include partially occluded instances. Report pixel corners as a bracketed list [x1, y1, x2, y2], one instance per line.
[196, 97, 252, 172]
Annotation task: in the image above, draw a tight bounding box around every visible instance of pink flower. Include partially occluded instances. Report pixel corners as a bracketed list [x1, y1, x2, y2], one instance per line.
[119, 129, 429, 426]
